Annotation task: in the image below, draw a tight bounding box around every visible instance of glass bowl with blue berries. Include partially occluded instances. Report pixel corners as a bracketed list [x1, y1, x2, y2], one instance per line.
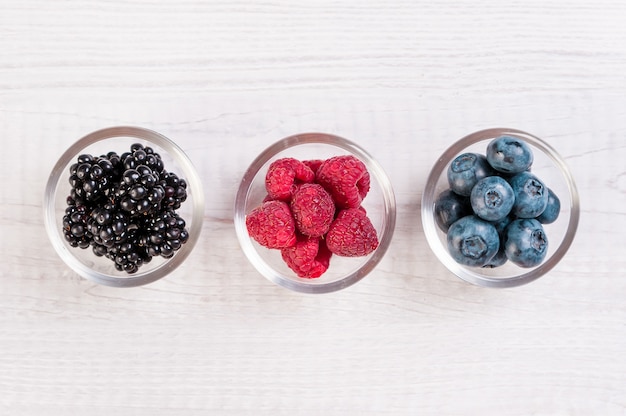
[44, 126, 204, 287]
[421, 128, 580, 288]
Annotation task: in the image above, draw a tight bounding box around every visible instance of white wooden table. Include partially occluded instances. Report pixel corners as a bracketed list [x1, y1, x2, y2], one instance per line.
[2, 0, 625, 414]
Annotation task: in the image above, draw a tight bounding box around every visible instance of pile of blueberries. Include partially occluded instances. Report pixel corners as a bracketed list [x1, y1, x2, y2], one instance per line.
[435, 136, 561, 268]
[62, 143, 189, 274]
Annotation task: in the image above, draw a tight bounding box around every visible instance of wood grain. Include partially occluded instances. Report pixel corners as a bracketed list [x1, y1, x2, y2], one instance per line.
[1, 0, 625, 414]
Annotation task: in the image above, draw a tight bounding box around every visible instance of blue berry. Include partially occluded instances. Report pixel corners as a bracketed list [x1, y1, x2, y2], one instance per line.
[536, 188, 560, 224]
[486, 136, 533, 174]
[508, 172, 549, 218]
[470, 176, 515, 222]
[447, 215, 500, 267]
[492, 214, 514, 236]
[482, 215, 513, 268]
[483, 249, 508, 268]
[440, 136, 562, 270]
[447, 153, 494, 196]
[504, 218, 548, 267]
[434, 189, 472, 232]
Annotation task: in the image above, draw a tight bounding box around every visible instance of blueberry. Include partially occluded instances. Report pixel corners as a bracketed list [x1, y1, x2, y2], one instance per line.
[486, 136, 533, 174]
[482, 215, 513, 268]
[447, 153, 494, 196]
[508, 171, 549, 218]
[483, 249, 508, 268]
[492, 214, 514, 236]
[504, 218, 548, 267]
[470, 176, 515, 222]
[536, 188, 561, 224]
[447, 215, 500, 267]
[434, 189, 472, 232]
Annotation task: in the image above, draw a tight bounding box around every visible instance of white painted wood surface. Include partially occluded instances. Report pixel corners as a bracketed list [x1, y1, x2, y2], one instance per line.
[1, 0, 625, 414]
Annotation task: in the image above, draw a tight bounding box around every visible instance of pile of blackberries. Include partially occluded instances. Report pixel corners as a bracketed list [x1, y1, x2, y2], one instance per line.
[62, 143, 189, 274]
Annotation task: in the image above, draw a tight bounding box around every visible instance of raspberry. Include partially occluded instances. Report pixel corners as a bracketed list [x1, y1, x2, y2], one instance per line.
[290, 183, 335, 237]
[247, 154, 376, 279]
[265, 158, 315, 201]
[326, 208, 379, 257]
[316, 155, 370, 209]
[245, 200, 297, 249]
[281, 236, 332, 278]
[302, 159, 324, 176]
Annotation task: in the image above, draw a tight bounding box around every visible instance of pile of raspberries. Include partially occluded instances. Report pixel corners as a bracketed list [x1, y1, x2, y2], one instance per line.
[245, 155, 379, 278]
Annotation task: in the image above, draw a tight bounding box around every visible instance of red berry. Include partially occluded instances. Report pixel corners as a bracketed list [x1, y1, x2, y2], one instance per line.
[290, 183, 335, 237]
[302, 159, 324, 175]
[316, 155, 370, 209]
[265, 158, 315, 201]
[246, 200, 296, 249]
[281, 236, 332, 278]
[326, 208, 379, 257]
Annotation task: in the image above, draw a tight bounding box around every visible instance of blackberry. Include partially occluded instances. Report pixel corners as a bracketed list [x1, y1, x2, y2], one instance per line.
[105, 229, 152, 274]
[86, 203, 132, 249]
[62, 143, 190, 275]
[68, 153, 121, 205]
[116, 165, 165, 217]
[142, 209, 190, 259]
[123, 143, 165, 176]
[159, 171, 187, 210]
[104, 151, 124, 179]
[62, 204, 91, 249]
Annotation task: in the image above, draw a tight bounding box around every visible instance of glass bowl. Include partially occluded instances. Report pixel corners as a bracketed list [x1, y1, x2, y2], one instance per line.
[422, 127, 580, 288]
[234, 132, 396, 294]
[44, 126, 204, 287]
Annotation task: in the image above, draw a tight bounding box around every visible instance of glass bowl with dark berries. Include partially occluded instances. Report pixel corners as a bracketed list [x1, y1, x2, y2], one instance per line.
[44, 126, 204, 287]
[422, 128, 580, 288]
[234, 133, 396, 294]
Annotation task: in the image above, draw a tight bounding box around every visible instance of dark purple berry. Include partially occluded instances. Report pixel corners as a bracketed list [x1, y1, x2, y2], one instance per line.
[62, 205, 91, 249]
[129, 185, 147, 200]
[63, 143, 190, 274]
[123, 169, 140, 185]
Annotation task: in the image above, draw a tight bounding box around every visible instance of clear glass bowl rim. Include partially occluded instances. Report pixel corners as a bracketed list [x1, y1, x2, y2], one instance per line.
[234, 132, 397, 294]
[43, 126, 205, 288]
[421, 127, 580, 288]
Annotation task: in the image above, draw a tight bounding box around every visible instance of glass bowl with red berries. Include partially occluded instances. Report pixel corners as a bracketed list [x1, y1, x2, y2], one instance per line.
[44, 126, 204, 287]
[422, 127, 580, 288]
[234, 132, 396, 294]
